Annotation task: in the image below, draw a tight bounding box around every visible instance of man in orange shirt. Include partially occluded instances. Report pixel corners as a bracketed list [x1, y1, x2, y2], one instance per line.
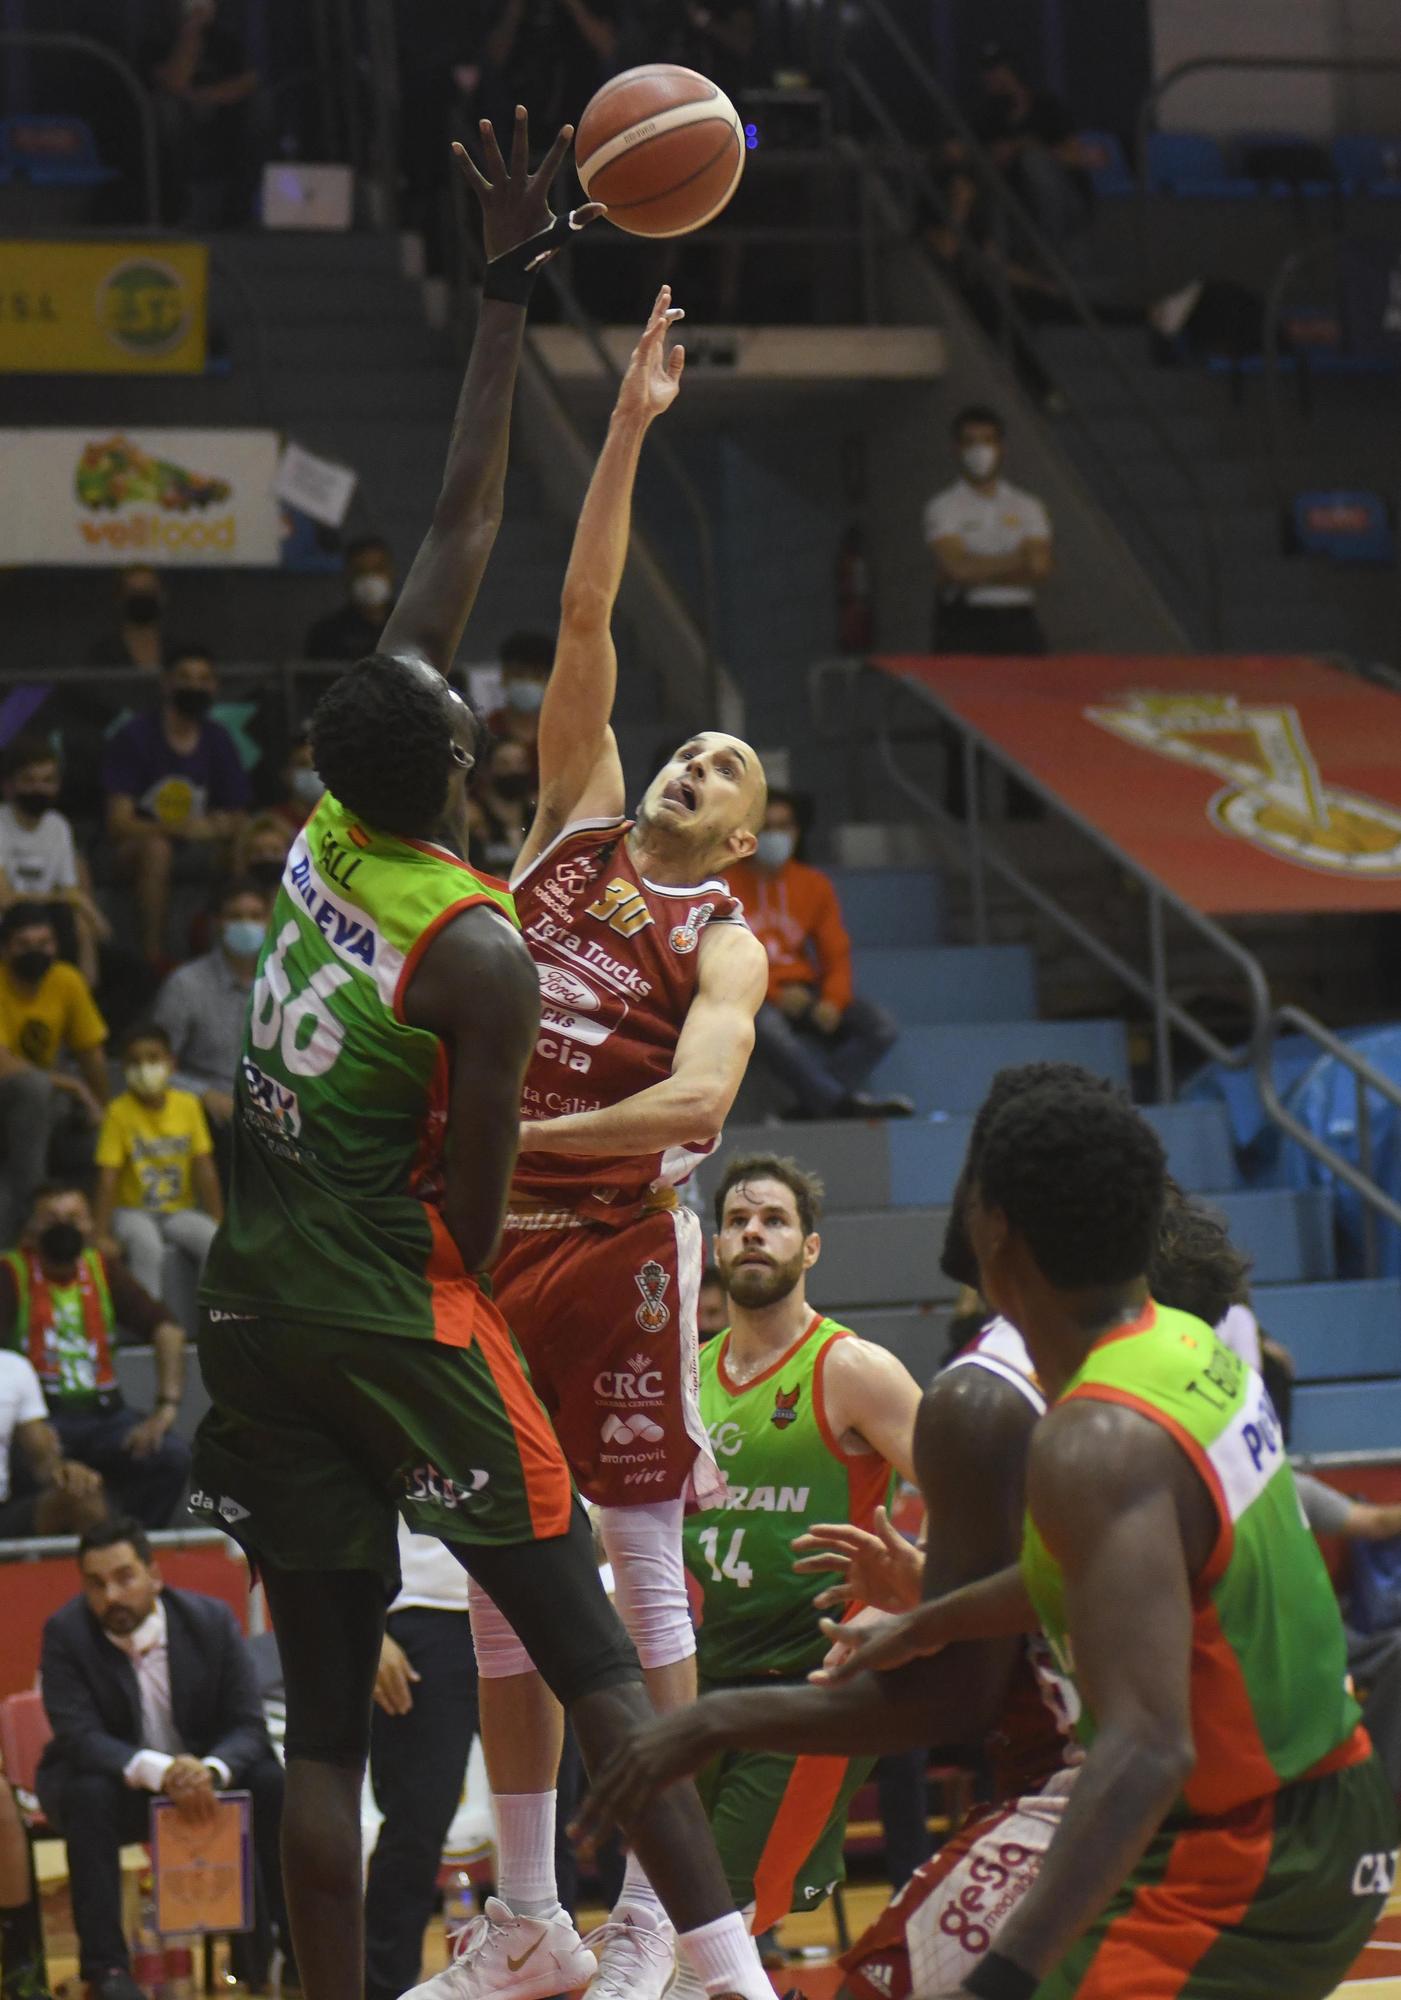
[727, 791, 912, 1120]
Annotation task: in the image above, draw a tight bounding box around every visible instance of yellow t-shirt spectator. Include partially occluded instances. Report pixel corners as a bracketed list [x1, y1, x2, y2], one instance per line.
[95, 1089, 213, 1214]
[0, 960, 107, 1070]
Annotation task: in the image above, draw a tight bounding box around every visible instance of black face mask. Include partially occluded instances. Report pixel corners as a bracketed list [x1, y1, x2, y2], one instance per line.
[123, 592, 162, 626]
[10, 950, 53, 986]
[491, 772, 534, 803]
[13, 790, 55, 820]
[37, 1220, 84, 1265]
[248, 857, 284, 889]
[169, 686, 213, 721]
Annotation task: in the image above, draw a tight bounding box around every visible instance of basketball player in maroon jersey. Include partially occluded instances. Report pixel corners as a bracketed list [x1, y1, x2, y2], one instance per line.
[462, 288, 770, 1999]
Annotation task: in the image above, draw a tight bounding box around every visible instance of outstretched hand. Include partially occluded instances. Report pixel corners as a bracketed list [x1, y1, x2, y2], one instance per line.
[809, 1598, 951, 1685]
[793, 1505, 923, 1615]
[615, 285, 686, 424]
[453, 105, 604, 264]
[569, 1705, 715, 1850]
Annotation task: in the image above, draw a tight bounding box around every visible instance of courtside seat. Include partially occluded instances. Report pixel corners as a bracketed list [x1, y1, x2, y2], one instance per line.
[871, 1019, 1129, 1113]
[1332, 135, 1401, 198]
[851, 944, 1035, 1024]
[1077, 130, 1134, 199]
[1146, 132, 1257, 198]
[824, 868, 943, 949]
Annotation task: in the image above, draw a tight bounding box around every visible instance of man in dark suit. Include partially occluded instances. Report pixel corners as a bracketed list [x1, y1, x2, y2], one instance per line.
[37, 1517, 289, 2000]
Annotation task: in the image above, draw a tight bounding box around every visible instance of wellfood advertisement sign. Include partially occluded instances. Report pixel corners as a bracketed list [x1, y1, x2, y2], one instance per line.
[0, 428, 280, 565]
[0, 241, 208, 373]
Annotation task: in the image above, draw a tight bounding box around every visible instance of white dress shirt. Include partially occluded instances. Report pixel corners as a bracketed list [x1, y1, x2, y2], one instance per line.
[923, 476, 1053, 606]
[107, 1597, 231, 1792]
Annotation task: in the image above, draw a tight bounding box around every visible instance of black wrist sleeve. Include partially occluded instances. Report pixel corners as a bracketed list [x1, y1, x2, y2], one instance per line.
[482, 210, 584, 304]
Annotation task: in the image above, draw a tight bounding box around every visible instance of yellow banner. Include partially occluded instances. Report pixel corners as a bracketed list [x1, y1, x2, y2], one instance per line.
[0, 240, 207, 373]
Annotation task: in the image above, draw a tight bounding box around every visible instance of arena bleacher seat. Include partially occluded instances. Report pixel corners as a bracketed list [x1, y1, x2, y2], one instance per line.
[1145, 131, 1257, 199]
[1076, 130, 1134, 199]
[1332, 135, 1401, 199]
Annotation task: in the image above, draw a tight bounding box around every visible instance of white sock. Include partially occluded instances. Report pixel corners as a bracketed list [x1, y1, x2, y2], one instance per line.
[613, 1849, 668, 1925]
[492, 1791, 560, 1919]
[676, 1912, 770, 2000]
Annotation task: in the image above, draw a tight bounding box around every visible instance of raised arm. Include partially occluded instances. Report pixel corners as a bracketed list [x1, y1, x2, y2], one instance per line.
[519, 919, 766, 1159]
[514, 289, 686, 875]
[402, 903, 541, 1273]
[379, 110, 597, 678]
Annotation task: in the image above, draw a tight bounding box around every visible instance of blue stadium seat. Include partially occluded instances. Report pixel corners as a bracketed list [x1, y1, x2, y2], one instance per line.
[1290, 490, 1395, 564]
[1332, 135, 1401, 198]
[851, 945, 1035, 1025]
[1146, 131, 1256, 198]
[1231, 132, 1335, 199]
[1077, 130, 1134, 198]
[1293, 1378, 1401, 1454]
[1205, 1189, 1335, 1285]
[0, 115, 115, 188]
[1139, 1101, 1238, 1191]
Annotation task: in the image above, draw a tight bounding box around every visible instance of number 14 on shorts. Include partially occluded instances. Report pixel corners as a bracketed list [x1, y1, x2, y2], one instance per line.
[698, 1525, 753, 1588]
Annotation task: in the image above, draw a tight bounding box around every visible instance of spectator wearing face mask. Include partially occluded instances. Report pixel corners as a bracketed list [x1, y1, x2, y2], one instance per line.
[726, 792, 912, 1121]
[153, 880, 269, 1152]
[269, 729, 324, 835]
[925, 405, 1054, 656]
[0, 1183, 190, 1527]
[469, 737, 536, 877]
[485, 628, 554, 783]
[303, 537, 398, 662]
[93, 1023, 222, 1336]
[87, 566, 169, 674]
[233, 814, 293, 899]
[0, 904, 109, 1243]
[0, 735, 112, 987]
[102, 648, 251, 967]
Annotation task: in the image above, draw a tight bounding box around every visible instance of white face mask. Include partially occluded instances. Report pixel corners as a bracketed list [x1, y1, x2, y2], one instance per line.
[350, 572, 393, 611]
[290, 766, 324, 806]
[961, 442, 1000, 482]
[755, 828, 796, 869]
[126, 1060, 171, 1098]
[505, 678, 546, 715]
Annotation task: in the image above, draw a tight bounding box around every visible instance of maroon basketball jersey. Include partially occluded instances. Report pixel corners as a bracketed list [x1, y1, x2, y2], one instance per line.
[512, 816, 748, 1210]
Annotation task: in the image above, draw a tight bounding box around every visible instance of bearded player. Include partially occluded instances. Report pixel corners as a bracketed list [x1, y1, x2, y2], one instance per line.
[191, 125, 775, 2000]
[455, 288, 770, 2000]
[672, 1152, 920, 1992]
[573, 1069, 1298, 2000]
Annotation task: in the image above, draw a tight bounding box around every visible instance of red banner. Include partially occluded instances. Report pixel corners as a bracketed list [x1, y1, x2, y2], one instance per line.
[878, 654, 1401, 915]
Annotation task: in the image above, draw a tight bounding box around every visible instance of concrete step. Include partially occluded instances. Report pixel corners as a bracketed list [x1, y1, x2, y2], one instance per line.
[851, 945, 1036, 1025]
[870, 1019, 1129, 1114]
[825, 868, 944, 949]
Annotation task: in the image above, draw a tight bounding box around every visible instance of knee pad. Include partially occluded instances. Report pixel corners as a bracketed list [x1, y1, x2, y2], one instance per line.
[468, 1580, 536, 1680]
[597, 1499, 696, 1671]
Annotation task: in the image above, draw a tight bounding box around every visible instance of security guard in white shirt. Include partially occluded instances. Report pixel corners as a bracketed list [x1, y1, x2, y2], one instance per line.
[924, 405, 1054, 654]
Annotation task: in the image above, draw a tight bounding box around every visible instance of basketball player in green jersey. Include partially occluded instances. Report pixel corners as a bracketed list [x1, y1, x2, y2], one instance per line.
[189, 112, 775, 2000]
[818, 1076, 1396, 2000]
[674, 1153, 920, 1986]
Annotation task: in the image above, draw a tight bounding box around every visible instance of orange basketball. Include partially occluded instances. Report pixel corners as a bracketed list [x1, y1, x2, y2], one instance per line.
[575, 64, 745, 239]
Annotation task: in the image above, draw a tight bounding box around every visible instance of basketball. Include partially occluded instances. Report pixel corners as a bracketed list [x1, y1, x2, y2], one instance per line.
[575, 64, 745, 239]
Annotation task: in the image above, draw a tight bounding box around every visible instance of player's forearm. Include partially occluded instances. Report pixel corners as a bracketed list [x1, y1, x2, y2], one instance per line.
[520, 1068, 730, 1157]
[379, 299, 527, 673]
[153, 1322, 185, 1406]
[560, 408, 649, 633]
[699, 1670, 962, 1760]
[992, 1723, 1191, 1979]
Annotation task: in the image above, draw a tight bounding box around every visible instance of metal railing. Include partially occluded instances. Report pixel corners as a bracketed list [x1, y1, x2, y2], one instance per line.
[835, 0, 1223, 646]
[0, 31, 160, 226]
[866, 660, 1401, 1274]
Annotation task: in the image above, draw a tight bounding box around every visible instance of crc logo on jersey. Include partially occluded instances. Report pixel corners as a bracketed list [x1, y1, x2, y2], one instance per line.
[402, 1463, 490, 1509]
[587, 877, 654, 939]
[772, 1384, 801, 1429]
[634, 1260, 671, 1331]
[596, 1354, 665, 1401]
[669, 901, 714, 954]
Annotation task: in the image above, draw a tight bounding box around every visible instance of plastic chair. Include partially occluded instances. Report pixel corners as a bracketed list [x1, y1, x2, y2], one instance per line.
[1146, 131, 1256, 198]
[0, 115, 116, 188]
[1076, 129, 1134, 198]
[1289, 490, 1395, 564]
[0, 1690, 52, 1811]
[1333, 135, 1401, 198]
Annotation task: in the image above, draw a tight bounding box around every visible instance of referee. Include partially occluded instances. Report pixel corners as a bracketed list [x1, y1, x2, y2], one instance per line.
[924, 404, 1054, 654]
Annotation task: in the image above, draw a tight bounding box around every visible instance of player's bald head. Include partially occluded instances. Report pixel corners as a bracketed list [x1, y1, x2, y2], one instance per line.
[641, 730, 767, 867]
